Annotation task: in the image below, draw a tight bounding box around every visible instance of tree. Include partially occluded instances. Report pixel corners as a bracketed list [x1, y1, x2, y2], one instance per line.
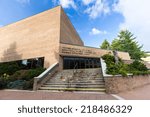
[111, 30, 145, 60]
[100, 39, 110, 50]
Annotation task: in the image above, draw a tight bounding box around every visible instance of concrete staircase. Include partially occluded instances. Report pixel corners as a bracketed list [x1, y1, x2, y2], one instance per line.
[39, 68, 105, 92]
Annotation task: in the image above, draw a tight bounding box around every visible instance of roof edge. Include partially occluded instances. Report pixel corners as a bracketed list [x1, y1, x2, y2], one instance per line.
[0, 5, 62, 29]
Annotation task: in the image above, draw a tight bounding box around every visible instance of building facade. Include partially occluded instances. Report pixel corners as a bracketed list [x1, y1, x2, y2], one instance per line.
[0, 6, 130, 70]
[142, 52, 150, 69]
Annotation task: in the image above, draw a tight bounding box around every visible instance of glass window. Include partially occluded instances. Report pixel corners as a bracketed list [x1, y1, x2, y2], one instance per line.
[63, 57, 101, 69]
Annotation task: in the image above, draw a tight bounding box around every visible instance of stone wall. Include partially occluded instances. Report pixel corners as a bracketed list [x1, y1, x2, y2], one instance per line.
[105, 75, 150, 94]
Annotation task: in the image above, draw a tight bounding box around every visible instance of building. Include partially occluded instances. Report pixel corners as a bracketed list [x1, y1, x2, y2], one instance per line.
[0, 6, 131, 91]
[142, 52, 150, 69]
[0, 6, 130, 91]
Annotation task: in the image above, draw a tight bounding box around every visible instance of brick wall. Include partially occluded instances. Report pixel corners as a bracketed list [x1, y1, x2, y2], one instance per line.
[60, 8, 84, 46]
[0, 6, 61, 68]
[105, 75, 150, 94]
[0, 6, 85, 69]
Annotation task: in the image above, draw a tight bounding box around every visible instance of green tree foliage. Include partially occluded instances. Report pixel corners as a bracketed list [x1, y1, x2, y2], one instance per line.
[0, 62, 21, 76]
[100, 39, 110, 50]
[0, 68, 45, 89]
[102, 54, 128, 76]
[111, 30, 145, 60]
[128, 60, 148, 71]
[102, 54, 150, 76]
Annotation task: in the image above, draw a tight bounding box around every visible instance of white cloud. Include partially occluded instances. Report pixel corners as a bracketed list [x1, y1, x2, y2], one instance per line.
[114, 0, 150, 51]
[52, 0, 57, 5]
[16, 0, 30, 4]
[59, 0, 77, 9]
[82, 0, 95, 5]
[84, 0, 110, 19]
[90, 28, 107, 35]
[0, 25, 3, 28]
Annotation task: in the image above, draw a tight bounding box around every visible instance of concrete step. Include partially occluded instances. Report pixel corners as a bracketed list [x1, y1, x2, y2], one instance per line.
[49, 76, 104, 79]
[38, 68, 105, 92]
[42, 85, 105, 88]
[76, 78, 104, 81]
[46, 81, 105, 84]
[53, 75, 103, 78]
[45, 82, 105, 85]
[74, 77, 103, 79]
[39, 87, 106, 92]
[73, 80, 105, 83]
[48, 78, 104, 82]
[49, 78, 104, 82]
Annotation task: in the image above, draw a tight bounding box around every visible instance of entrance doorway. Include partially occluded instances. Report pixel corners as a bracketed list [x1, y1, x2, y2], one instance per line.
[63, 57, 101, 69]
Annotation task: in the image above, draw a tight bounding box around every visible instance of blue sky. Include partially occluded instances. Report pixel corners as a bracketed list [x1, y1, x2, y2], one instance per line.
[0, 0, 149, 51]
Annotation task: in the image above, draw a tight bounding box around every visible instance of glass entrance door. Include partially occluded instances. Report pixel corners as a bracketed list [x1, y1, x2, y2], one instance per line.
[63, 57, 101, 69]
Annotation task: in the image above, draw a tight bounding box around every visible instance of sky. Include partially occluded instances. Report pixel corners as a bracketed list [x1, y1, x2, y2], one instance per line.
[0, 0, 149, 51]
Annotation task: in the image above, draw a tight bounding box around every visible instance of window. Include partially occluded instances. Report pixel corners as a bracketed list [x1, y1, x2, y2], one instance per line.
[21, 57, 44, 69]
[63, 57, 101, 69]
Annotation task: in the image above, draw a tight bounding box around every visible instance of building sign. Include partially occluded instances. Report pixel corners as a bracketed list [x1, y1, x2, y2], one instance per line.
[60, 44, 130, 60]
[61, 47, 97, 56]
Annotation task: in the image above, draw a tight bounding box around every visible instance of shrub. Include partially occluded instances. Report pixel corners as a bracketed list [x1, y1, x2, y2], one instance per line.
[102, 54, 150, 76]
[23, 79, 34, 90]
[0, 67, 45, 90]
[132, 71, 150, 75]
[102, 54, 115, 64]
[0, 73, 10, 89]
[119, 69, 128, 77]
[23, 68, 45, 81]
[0, 62, 21, 76]
[128, 60, 148, 71]
[0, 77, 7, 89]
[9, 67, 45, 81]
[102, 54, 127, 76]
[11, 68, 45, 89]
[7, 80, 26, 89]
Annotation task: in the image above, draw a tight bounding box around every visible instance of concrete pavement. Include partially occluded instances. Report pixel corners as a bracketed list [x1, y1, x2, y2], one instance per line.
[0, 90, 116, 100]
[118, 84, 150, 100]
[1, 84, 150, 100]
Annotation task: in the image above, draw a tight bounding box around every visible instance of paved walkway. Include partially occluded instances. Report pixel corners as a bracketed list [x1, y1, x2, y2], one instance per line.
[118, 84, 150, 100]
[1, 84, 150, 100]
[0, 90, 116, 100]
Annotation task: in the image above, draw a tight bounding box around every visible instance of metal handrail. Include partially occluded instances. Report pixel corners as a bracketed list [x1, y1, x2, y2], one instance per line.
[67, 63, 78, 88]
[73, 63, 78, 75]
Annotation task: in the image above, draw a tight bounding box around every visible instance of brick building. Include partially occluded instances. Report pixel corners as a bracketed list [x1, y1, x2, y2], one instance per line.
[0, 6, 131, 91]
[0, 6, 130, 69]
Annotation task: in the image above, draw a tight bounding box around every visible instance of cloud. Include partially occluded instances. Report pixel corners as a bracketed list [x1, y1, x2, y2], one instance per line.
[16, 0, 30, 4]
[51, 0, 110, 18]
[114, 0, 150, 51]
[52, 0, 58, 5]
[82, 0, 95, 5]
[84, 0, 110, 19]
[59, 0, 77, 9]
[90, 28, 107, 35]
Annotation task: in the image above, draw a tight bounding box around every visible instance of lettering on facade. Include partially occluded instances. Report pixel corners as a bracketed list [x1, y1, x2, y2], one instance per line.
[61, 47, 72, 54]
[61, 47, 96, 56]
[84, 49, 92, 55]
[72, 48, 83, 55]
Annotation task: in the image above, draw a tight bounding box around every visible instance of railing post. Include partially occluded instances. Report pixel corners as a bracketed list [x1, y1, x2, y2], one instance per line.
[68, 63, 78, 88]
